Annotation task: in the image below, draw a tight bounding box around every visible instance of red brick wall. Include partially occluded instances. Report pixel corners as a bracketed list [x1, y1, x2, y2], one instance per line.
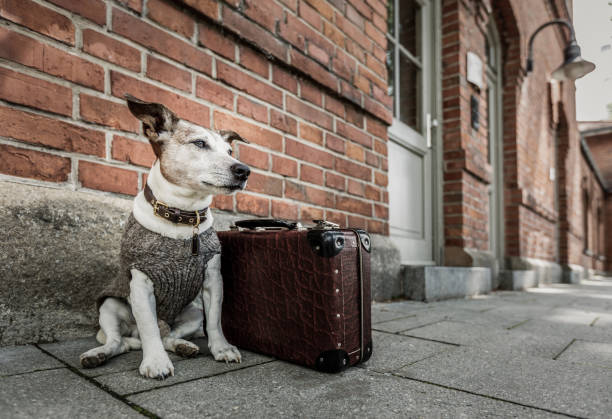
[579, 151, 607, 272]
[441, 0, 579, 263]
[0, 0, 391, 234]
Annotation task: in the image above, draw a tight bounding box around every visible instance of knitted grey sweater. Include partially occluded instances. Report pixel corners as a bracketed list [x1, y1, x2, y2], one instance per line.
[97, 214, 221, 326]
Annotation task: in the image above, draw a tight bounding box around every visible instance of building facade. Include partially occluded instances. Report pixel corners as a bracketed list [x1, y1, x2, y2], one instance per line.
[0, 0, 610, 344]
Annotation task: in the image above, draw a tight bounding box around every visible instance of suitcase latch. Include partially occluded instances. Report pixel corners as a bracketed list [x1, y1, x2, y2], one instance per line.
[312, 220, 339, 230]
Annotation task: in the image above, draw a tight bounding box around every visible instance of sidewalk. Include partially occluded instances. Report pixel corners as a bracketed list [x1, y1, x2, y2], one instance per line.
[1, 279, 611, 418]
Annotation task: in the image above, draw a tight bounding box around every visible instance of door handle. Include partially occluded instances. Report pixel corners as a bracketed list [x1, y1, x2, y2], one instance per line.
[426, 113, 438, 149]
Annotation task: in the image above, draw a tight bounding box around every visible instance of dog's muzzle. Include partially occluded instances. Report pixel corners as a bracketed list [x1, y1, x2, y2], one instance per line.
[230, 163, 250, 182]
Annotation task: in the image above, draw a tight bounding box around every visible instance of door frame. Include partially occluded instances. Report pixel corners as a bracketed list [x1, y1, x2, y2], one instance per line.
[387, 0, 442, 265]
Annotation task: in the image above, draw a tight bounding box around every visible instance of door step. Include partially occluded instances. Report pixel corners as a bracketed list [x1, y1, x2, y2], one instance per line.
[402, 266, 492, 301]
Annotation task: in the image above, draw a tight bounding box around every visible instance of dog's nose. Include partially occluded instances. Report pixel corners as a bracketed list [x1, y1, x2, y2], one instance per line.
[231, 163, 251, 181]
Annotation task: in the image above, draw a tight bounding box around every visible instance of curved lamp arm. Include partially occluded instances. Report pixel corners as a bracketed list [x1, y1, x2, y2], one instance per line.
[526, 19, 575, 73]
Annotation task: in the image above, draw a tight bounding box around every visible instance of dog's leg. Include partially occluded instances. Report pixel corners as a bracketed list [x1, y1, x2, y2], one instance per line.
[202, 254, 241, 363]
[162, 301, 203, 358]
[80, 298, 137, 368]
[129, 269, 174, 379]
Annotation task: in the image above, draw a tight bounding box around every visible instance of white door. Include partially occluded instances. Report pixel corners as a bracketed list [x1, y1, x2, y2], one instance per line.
[387, 0, 436, 265]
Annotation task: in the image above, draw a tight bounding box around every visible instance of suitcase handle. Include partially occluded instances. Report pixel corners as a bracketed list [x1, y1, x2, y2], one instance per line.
[233, 218, 302, 230]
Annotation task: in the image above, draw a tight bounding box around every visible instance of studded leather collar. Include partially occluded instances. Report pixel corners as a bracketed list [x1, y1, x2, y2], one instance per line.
[144, 184, 208, 226]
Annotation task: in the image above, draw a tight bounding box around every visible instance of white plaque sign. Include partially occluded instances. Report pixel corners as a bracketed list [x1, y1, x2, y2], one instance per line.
[467, 51, 483, 88]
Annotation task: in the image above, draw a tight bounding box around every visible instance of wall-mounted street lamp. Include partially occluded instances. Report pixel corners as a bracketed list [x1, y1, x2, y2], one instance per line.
[526, 19, 596, 81]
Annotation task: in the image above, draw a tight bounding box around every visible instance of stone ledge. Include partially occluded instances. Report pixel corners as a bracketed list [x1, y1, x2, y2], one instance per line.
[402, 266, 492, 302]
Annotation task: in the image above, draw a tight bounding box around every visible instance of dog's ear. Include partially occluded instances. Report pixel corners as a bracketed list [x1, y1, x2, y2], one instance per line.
[218, 130, 249, 144]
[125, 94, 178, 140]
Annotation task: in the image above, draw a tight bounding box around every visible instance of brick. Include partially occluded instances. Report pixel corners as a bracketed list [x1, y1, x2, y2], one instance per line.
[236, 192, 269, 216]
[272, 66, 298, 94]
[325, 95, 345, 118]
[198, 24, 235, 60]
[117, 0, 142, 13]
[363, 96, 393, 124]
[272, 155, 297, 177]
[0, 144, 70, 182]
[246, 172, 283, 196]
[147, 56, 191, 92]
[0, 0, 74, 44]
[347, 215, 367, 229]
[0, 28, 104, 91]
[365, 150, 379, 167]
[278, 0, 298, 12]
[112, 71, 210, 127]
[367, 219, 384, 234]
[336, 121, 372, 148]
[324, 22, 346, 48]
[367, 116, 388, 139]
[289, 49, 338, 92]
[365, 184, 381, 201]
[79, 161, 139, 195]
[374, 170, 388, 186]
[336, 195, 371, 216]
[148, 0, 194, 39]
[217, 62, 282, 107]
[374, 203, 388, 218]
[272, 200, 298, 220]
[214, 111, 282, 151]
[286, 96, 333, 130]
[239, 46, 269, 78]
[270, 110, 297, 136]
[238, 144, 269, 170]
[300, 164, 324, 185]
[299, 80, 322, 106]
[299, 1, 322, 30]
[285, 138, 334, 169]
[222, 6, 287, 61]
[336, 13, 371, 52]
[347, 178, 365, 196]
[82, 29, 141, 72]
[47, 0, 106, 25]
[374, 139, 387, 155]
[237, 96, 268, 123]
[346, 104, 364, 128]
[211, 194, 233, 211]
[346, 142, 365, 162]
[243, 0, 283, 32]
[112, 135, 156, 167]
[299, 123, 324, 146]
[304, 0, 333, 20]
[300, 205, 324, 221]
[0, 106, 105, 156]
[80, 94, 140, 133]
[196, 77, 234, 111]
[325, 209, 346, 227]
[346, 4, 365, 28]
[326, 172, 345, 191]
[113, 8, 212, 75]
[285, 181, 334, 207]
[308, 42, 330, 66]
[365, 21, 386, 49]
[335, 157, 371, 181]
[326, 133, 346, 154]
[0, 67, 72, 117]
[366, 0, 386, 18]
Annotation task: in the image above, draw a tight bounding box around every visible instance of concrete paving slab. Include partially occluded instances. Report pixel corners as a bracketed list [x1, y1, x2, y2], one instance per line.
[40, 336, 201, 377]
[128, 361, 561, 418]
[372, 300, 430, 314]
[396, 346, 612, 418]
[96, 350, 273, 396]
[556, 339, 612, 369]
[403, 320, 571, 359]
[0, 368, 140, 418]
[509, 318, 612, 343]
[0, 344, 62, 376]
[372, 310, 449, 333]
[371, 307, 417, 324]
[360, 331, 455, 373]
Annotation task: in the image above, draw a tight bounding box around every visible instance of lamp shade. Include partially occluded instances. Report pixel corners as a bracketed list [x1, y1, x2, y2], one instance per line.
[551, 41, 596, 81]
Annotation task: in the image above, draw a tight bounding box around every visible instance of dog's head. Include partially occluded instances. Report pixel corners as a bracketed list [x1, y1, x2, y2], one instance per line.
[126, 94, 250, 194]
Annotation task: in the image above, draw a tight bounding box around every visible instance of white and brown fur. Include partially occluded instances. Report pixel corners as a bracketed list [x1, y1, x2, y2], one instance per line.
[79, 95, 250, 379]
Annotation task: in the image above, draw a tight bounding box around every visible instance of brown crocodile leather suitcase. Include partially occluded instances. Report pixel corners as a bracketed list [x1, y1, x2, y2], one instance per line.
[218, 219, 372, 373]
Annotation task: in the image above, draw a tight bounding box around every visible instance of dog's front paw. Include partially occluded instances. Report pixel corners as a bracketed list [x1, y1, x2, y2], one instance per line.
[210, 341, 242, 363]
[139, 352, 174, 379]
[80, 349, 107, 369]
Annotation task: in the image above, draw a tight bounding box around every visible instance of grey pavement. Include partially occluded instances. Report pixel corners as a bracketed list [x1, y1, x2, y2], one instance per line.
[1, 278, 611, 418]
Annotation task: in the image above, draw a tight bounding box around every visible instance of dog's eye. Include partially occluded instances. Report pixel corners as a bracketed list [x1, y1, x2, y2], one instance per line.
[227, 149, 233, 156]
[192, 140, 208, 149]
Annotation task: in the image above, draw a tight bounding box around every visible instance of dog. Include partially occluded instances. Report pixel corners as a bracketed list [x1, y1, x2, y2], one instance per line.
[79, 95, 250, 379]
